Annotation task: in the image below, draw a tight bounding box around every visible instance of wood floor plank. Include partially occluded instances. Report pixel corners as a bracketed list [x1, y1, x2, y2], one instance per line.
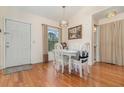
[0, 62, 124, 87]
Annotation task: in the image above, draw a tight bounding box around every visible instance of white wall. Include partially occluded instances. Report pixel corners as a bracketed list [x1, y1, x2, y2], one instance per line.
[0, 7, 58, 69]
[99, 12, 124, 25]
[66, 6, 110, 65]
[62, 27, 68, 42]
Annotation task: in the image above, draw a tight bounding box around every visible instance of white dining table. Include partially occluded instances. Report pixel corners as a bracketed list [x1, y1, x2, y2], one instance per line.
[62, 50, 77, 74]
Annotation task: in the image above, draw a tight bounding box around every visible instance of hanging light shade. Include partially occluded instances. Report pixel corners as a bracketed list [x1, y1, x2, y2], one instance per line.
[59, 20, 68, 28]
[59, 6, 69, 28]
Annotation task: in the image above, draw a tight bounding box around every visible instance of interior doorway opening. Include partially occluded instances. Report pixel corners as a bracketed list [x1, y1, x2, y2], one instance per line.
[93, 24, 100, 63]
[92, 6, 124, 66]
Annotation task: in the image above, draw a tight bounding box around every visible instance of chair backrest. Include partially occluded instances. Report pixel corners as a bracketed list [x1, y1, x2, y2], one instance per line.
[54, 43, 63, 50]
[54, 43, 63, 62]
[79, 43, 90, 58]
[80, 43, 90, 53]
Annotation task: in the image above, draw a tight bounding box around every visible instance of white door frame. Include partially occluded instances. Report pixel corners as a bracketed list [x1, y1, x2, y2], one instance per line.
[3, 17, 31, 69]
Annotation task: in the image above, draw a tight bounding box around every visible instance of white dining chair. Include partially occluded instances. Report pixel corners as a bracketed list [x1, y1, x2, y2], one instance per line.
[72, 43, 90, 78]
[53, 43, 64, 73]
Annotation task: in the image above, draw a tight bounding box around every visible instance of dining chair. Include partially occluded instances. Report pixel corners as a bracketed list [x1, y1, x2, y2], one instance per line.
[72, 43, 90, 78]
[53, 43, 64, 73]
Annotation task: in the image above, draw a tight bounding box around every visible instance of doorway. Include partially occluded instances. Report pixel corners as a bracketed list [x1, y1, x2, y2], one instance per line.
[93, 24, 100, 63]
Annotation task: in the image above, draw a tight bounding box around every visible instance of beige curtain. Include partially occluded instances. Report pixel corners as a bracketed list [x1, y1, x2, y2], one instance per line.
[100, 20, 124, 66]
[42, 24, 48, 62]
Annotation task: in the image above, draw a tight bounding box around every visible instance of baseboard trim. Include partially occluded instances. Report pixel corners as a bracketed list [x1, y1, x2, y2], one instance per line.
[31, 61, 43, 64]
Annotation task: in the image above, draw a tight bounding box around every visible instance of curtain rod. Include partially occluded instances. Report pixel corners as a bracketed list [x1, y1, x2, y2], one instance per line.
[42, 24, 61, 30]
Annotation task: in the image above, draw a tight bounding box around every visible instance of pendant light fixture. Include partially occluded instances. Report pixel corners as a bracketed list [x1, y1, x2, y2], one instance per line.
[59, 6, 69, 28]
[106, 11, 117, 18]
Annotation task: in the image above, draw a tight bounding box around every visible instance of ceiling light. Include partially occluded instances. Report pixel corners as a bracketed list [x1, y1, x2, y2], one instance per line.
[93, 24, 97, 32]
[107, 11, 117, 18]
[59, 6, 69, 28]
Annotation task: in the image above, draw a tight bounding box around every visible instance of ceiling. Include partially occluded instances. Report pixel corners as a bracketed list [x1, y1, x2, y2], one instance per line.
[93, 6, 124, 20]
[9, 6, 124, 22]
[12, 6, 83, 21]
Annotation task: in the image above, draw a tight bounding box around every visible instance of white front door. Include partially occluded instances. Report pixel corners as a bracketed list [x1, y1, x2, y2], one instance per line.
[5, 19, 31, 68]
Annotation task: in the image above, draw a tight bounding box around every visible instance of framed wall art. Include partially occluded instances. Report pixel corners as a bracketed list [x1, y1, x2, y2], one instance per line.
[68, 25, 82, 40]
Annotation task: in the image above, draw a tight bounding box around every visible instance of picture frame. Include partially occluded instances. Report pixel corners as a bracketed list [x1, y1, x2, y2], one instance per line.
[68, 25, 82, 40]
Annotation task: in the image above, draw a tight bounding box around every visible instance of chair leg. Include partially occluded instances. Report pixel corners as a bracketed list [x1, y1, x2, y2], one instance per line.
[57, 63, 60, 71]
[62, 65, 64, 73]
[83, 63, 88, 77]
[76, 64, 78, 73]
[69, 62, 72, 74]
[86, 62, 90, 74]
[55, 63, 59, 72]
[73, 63, 78, 72]
[79, 64, 83, 78]
[61, 62, 64, 73]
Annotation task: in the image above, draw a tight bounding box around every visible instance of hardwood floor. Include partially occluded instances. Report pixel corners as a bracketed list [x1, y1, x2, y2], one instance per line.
[0, 62, 124, 87]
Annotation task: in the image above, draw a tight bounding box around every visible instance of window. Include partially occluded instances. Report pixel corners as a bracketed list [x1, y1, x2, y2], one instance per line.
[48, 27, 61, 51]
